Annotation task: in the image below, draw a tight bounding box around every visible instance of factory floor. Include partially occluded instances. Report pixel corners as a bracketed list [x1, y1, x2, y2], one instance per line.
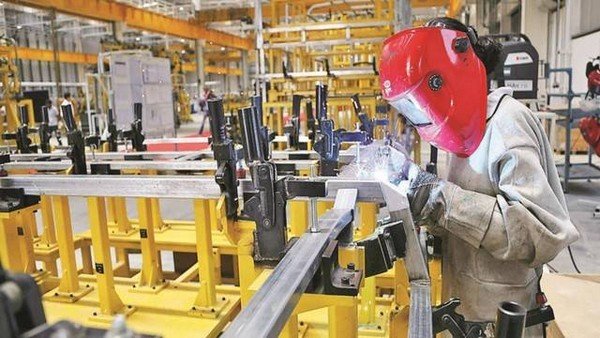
[42, 112, 600, 276]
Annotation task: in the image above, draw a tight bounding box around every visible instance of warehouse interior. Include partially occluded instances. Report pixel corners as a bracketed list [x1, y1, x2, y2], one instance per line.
[0, 0, 598, 337]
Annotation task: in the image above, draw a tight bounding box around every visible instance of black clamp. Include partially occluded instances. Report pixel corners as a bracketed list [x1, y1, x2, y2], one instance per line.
[38, 106, 51, 153]
[356, 221, 406, 277]
[122, 103, 146, 152]
[208, 99, 239, 219]
[283, 95, 302, 150]
[238, 100, 289, 265]
[104, 108, 119, 152]
[61, 104, 87, 175]
[0, 188, 40, 212]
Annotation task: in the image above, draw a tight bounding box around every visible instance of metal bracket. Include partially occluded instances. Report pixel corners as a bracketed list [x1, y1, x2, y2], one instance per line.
[208, 99, 239, 219]
[318, 239, 362, 296]
[432, 298, 485, 338]
[0, 188, 40, 212]
[356, 220, 406, 277]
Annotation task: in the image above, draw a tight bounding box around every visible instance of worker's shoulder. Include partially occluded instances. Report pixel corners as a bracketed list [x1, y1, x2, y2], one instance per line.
[488, 95, 545, 149]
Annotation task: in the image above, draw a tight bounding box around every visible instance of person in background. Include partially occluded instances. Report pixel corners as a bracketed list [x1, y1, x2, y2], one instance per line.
[45, 99, 61, 145]
[198, 86, 215, 135]
[192, 95, 200, 115]
[60, 92, 79, 124]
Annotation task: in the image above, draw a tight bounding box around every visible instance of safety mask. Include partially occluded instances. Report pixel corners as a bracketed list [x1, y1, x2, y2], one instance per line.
[380, 27, 488, 157]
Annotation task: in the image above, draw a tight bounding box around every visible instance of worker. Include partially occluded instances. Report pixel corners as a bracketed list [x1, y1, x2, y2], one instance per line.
[379, 17, 580, 336]
[198, 86, 215, 135]
[45, 99, 61, 145]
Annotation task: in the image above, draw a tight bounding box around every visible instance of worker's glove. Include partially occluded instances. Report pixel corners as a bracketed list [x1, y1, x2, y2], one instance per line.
[404, 165, 447, 226]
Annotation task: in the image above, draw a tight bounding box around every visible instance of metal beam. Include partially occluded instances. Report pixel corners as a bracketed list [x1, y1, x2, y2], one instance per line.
[16, 47, 98, 64]
[5, 0, 253, 50]
[195, 1, 448, 22]
[0, 175, 222, 199]
[222, 189, 358, 338]
[15, 47, 239, 75]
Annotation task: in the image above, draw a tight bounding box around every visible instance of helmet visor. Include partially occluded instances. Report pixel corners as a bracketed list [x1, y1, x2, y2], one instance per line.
[389, 97, 432, 127]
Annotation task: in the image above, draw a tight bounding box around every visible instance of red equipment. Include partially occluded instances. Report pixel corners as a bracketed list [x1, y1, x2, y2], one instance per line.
[579, 116, 600, 156]
[379, 27, 488, 157]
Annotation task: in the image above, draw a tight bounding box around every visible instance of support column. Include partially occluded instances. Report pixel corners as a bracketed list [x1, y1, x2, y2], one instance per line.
[195, 39, 205, 96]
[254, 0, 266, 98]
[241, 50, 250, 95]
[521, 0, 550, 93]
[133, 198, 164, 292]
[87, 197, 133, 321]
[52, 196, 92, 301]
[49, 10, 62, 98]
[39, 195, 57, 246]
[394, 0, 412, 32]
[190, 199, 228, 317]
[112, 21, 126, 41]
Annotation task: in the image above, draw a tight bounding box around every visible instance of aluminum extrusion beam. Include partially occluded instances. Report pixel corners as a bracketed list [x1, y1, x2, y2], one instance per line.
[0, 175, 221, 199]
[0, 176, 379, 201]
[222, 189, 358, 338]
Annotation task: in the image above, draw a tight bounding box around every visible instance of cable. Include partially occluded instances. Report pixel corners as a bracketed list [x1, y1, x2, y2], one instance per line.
[567, 245, 582, 273]
[546, 263, 559, 273]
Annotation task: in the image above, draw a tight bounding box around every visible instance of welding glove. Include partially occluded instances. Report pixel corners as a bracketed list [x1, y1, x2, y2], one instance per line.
[403, 164, 448, 227]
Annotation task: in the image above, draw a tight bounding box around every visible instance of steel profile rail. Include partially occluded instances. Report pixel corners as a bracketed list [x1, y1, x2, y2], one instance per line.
[222, 188, 358, 338]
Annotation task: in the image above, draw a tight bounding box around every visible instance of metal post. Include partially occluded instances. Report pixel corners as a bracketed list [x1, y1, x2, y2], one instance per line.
[241, 50, 250, 95]
[39, 195, 57, 246]
[394, 0, 412, 32]
[254, 0, 266, 98]
[53, 195, 91, 299]
[0, 212, 25, 271]
[309, 164, 319, 233]
[49, 10, 62, 99]
[88, 197, 127, 316]
[135, 198, 164, 290]
[195, 39, 205, 96]
[192, 199, 217, 309]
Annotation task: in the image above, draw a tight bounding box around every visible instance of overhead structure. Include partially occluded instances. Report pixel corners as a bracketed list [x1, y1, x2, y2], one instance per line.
[4, 0, 253, 50]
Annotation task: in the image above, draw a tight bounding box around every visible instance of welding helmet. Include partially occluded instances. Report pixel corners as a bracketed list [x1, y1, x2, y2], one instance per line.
[379, 25, 488, 157]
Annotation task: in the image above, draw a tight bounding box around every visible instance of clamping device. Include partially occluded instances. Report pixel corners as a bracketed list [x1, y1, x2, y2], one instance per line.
[283, 94, 302, 150]
[207, 99, 239, 219]
[2, 106, 37, 154]
[237, 97, 288, 264]
[38, 106, 51, 153]
[61, 104, 87, 174]
[313, 85, 372, 176]
[122, 103, 146, 151]
[432, 294, 555, 337]
[104, 108, 119, 152]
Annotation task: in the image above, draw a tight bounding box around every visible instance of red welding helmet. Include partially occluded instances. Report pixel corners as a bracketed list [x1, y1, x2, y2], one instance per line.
[379, 26, 488, 157]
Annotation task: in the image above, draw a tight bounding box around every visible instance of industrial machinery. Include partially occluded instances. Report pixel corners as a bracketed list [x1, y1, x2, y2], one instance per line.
[0, 88, 558, 337]
[0, 37, 36, 138]
[487, 34, 539, 100]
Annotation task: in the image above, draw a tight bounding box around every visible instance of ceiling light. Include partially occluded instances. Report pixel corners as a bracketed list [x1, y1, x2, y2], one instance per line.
[220, 47, 225, 51]
[179, 6, 184, 11]
[16, 25, 22, 30]
[135, 37, 141, 41]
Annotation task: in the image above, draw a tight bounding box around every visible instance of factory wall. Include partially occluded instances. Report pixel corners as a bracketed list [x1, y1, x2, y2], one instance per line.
[571, 31, 600, 94]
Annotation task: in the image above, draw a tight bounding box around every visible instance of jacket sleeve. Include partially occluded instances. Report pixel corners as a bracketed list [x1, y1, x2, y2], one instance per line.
[435, 144, 580, 267]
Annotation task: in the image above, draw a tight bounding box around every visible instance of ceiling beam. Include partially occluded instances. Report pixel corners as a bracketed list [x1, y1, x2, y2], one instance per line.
[196, 0, 450, 23]
[5, 0, 253, 50]
[15, 47, 239, 75]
